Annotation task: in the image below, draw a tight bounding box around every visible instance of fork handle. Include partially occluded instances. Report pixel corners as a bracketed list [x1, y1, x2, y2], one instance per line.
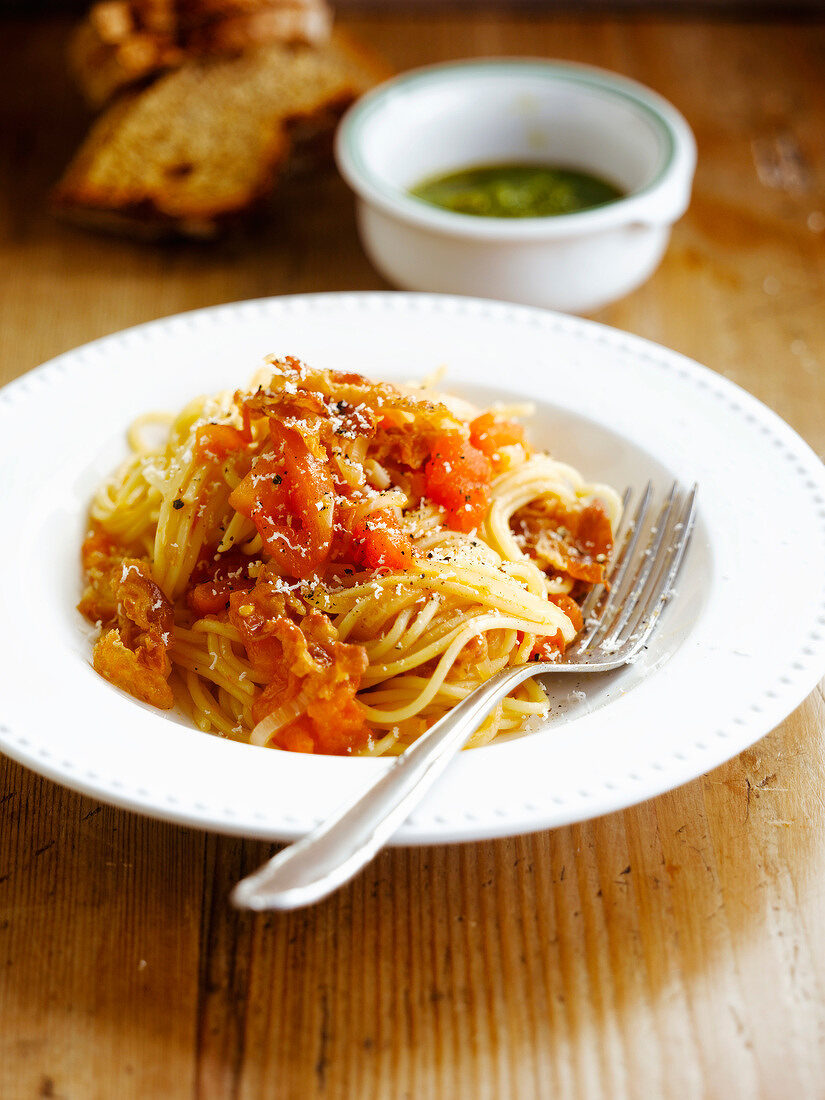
[230, 663, 540, 911]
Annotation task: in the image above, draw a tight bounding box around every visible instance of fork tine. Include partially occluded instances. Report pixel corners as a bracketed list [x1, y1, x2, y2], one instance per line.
[595, 481, 682, 649]
[576, 482, 653, 651]
[609, 483, 698, 659]
[593, 482, 697, 660]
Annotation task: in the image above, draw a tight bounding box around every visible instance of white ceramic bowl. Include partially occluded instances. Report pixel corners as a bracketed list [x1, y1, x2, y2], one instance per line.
[335, 59, 696, 314]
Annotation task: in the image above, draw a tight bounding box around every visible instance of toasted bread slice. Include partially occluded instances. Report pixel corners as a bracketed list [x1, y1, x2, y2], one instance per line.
[53, 31, 388, 238]
[185, 6, 332, 53]
[70, 0, 335, 107]
[68, 15, 183, 108]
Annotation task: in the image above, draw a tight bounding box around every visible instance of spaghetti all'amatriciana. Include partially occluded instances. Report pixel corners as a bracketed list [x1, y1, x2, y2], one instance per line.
[79, 356, 623, 755]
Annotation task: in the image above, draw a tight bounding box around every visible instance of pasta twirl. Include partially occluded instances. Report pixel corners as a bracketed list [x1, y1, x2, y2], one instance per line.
[78, 357, 622, 755]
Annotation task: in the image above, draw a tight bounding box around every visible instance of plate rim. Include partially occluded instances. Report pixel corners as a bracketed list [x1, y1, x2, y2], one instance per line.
[2, 290, 825, 844]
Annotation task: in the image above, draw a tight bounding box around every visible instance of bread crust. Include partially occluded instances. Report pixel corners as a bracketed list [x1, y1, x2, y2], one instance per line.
[53, 32, 390, 238]
[185, 6, 332, 52]
[70, 0, 339, 107]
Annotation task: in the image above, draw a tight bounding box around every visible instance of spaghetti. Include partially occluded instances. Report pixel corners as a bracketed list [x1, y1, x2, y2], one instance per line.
[79, 357, 622, 755]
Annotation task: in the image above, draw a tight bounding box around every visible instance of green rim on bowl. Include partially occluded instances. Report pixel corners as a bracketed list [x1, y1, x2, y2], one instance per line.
[336, 59, 691, 240]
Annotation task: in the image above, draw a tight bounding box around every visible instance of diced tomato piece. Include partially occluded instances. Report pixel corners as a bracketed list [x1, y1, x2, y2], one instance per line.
[304, 691, 371, 755]
[424, 434, 492, 532]
[530, 595, 585, 661]
[193, 424, 249, 464]
[350, 509, 415, 572]
[228, 451, 283, 519]
[272, 692, 371, 755]
[530, 631, 565, 661]
[228, 419, 335, 578]
[549, 593, 584, 633]
[187, 551, 255, 616]
[469, 412, 525, 467]
[575, 501, 613, 561]
[189, 585, 232, 616]
[81, 526, 118, 565]
[275, 720, 317, 754]
[552, 499, 613, 585]
[561, 557, 605, 585]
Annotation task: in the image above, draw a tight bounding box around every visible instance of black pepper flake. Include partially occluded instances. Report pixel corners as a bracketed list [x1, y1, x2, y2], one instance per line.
[272, 474, 283, 485]
[172, 499, 184, 510]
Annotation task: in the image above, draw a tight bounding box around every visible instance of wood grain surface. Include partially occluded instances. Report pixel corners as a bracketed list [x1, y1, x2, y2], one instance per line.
[1, 11, 824, 1100]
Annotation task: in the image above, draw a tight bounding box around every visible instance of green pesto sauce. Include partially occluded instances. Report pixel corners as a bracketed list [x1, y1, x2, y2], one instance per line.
[409, 162, 624, 219]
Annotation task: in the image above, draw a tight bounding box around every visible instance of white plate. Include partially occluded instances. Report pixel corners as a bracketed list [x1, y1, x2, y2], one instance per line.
[2, 293, 824, 844]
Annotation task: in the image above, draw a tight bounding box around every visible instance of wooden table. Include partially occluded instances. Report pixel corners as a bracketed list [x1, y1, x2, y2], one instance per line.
[2, 10, 824, 1099]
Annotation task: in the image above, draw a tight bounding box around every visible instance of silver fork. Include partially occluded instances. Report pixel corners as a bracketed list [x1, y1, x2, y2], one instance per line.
[231, 481, 698, 912]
